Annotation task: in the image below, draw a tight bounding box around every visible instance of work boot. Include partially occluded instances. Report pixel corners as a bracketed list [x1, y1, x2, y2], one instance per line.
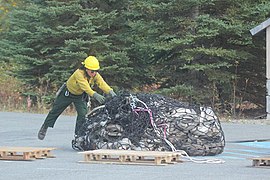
[38, 124, 48, 140]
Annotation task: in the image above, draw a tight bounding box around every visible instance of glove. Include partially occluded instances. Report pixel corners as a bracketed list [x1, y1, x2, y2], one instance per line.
[109, 90, 117, 97]
[93, 92, 106, 104]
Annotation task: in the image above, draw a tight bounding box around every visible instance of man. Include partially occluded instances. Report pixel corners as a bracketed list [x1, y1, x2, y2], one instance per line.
[38, 56, 116, 141]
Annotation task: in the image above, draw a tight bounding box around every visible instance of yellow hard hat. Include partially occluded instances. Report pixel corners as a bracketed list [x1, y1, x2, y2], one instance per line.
[82, 56, 100, 70]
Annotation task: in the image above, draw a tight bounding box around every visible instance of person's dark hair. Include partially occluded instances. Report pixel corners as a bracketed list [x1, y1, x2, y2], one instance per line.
[79, 65, 91, 80]
[79, 65, 86, 70]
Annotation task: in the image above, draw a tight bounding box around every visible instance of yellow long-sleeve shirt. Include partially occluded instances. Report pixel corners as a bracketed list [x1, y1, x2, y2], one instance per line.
[66, 69, 112, 96]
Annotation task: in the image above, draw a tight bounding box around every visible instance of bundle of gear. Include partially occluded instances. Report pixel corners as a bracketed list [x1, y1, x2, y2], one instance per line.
[72, 92, 225, 156]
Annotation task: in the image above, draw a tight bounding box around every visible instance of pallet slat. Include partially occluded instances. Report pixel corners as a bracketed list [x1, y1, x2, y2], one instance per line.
[79, 149, 184, 166]
[252, 156, 270, 167]
[0, 147, 56, 161]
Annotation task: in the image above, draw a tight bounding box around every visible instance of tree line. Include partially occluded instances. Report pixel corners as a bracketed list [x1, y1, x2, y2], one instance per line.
[1, 0, 270, 116]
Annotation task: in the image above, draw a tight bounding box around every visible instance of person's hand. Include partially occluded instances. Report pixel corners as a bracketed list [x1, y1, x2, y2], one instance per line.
[109, 90, 117, 97]
[93, 92, 106, 104]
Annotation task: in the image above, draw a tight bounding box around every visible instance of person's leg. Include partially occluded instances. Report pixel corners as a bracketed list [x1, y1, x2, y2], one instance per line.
[44, 93, 72, 128]
[38, 91, 72, 140]
[73, 97, 88, 136]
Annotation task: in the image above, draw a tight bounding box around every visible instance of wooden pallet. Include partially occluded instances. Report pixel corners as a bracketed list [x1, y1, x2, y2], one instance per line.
[0, 147, 56, 161]
[79, 149, 185, 166]
[252, 156, 270, 167]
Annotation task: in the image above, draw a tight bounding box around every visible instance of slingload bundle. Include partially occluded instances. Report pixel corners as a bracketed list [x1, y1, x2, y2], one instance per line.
[74, 92, 225, 156]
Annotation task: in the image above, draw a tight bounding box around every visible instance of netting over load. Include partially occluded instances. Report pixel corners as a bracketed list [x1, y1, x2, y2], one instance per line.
[75, 92, 225, 156]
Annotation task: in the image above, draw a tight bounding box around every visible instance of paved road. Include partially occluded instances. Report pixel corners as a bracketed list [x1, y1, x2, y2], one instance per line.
[0, 112, 269, 180]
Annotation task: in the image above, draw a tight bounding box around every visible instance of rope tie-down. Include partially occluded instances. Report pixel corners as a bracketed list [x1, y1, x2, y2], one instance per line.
[73, 92, 225, 164]
[130, 95, 176, 151]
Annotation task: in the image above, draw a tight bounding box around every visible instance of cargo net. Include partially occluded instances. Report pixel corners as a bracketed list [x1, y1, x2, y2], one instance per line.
[75, 92, 225, 156]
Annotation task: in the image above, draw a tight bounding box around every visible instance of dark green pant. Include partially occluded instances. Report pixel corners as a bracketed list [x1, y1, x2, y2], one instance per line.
[43, 87, 87, 135]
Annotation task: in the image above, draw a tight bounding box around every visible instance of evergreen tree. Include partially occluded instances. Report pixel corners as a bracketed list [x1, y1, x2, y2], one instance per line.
[1, 0, 270, 115]
[0, 0, 155, 91]
[142, 0, 270, 109]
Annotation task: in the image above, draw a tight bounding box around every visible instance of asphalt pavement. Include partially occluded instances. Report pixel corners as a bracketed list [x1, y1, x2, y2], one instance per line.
[0, 112, 269, 180]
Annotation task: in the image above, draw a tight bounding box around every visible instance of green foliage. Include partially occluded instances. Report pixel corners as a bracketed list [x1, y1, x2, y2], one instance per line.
[155, 84, 197, 101]
[147, 0, 270, 109]
[1, 0, 270, 116]
[0, 0, 21, 32]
